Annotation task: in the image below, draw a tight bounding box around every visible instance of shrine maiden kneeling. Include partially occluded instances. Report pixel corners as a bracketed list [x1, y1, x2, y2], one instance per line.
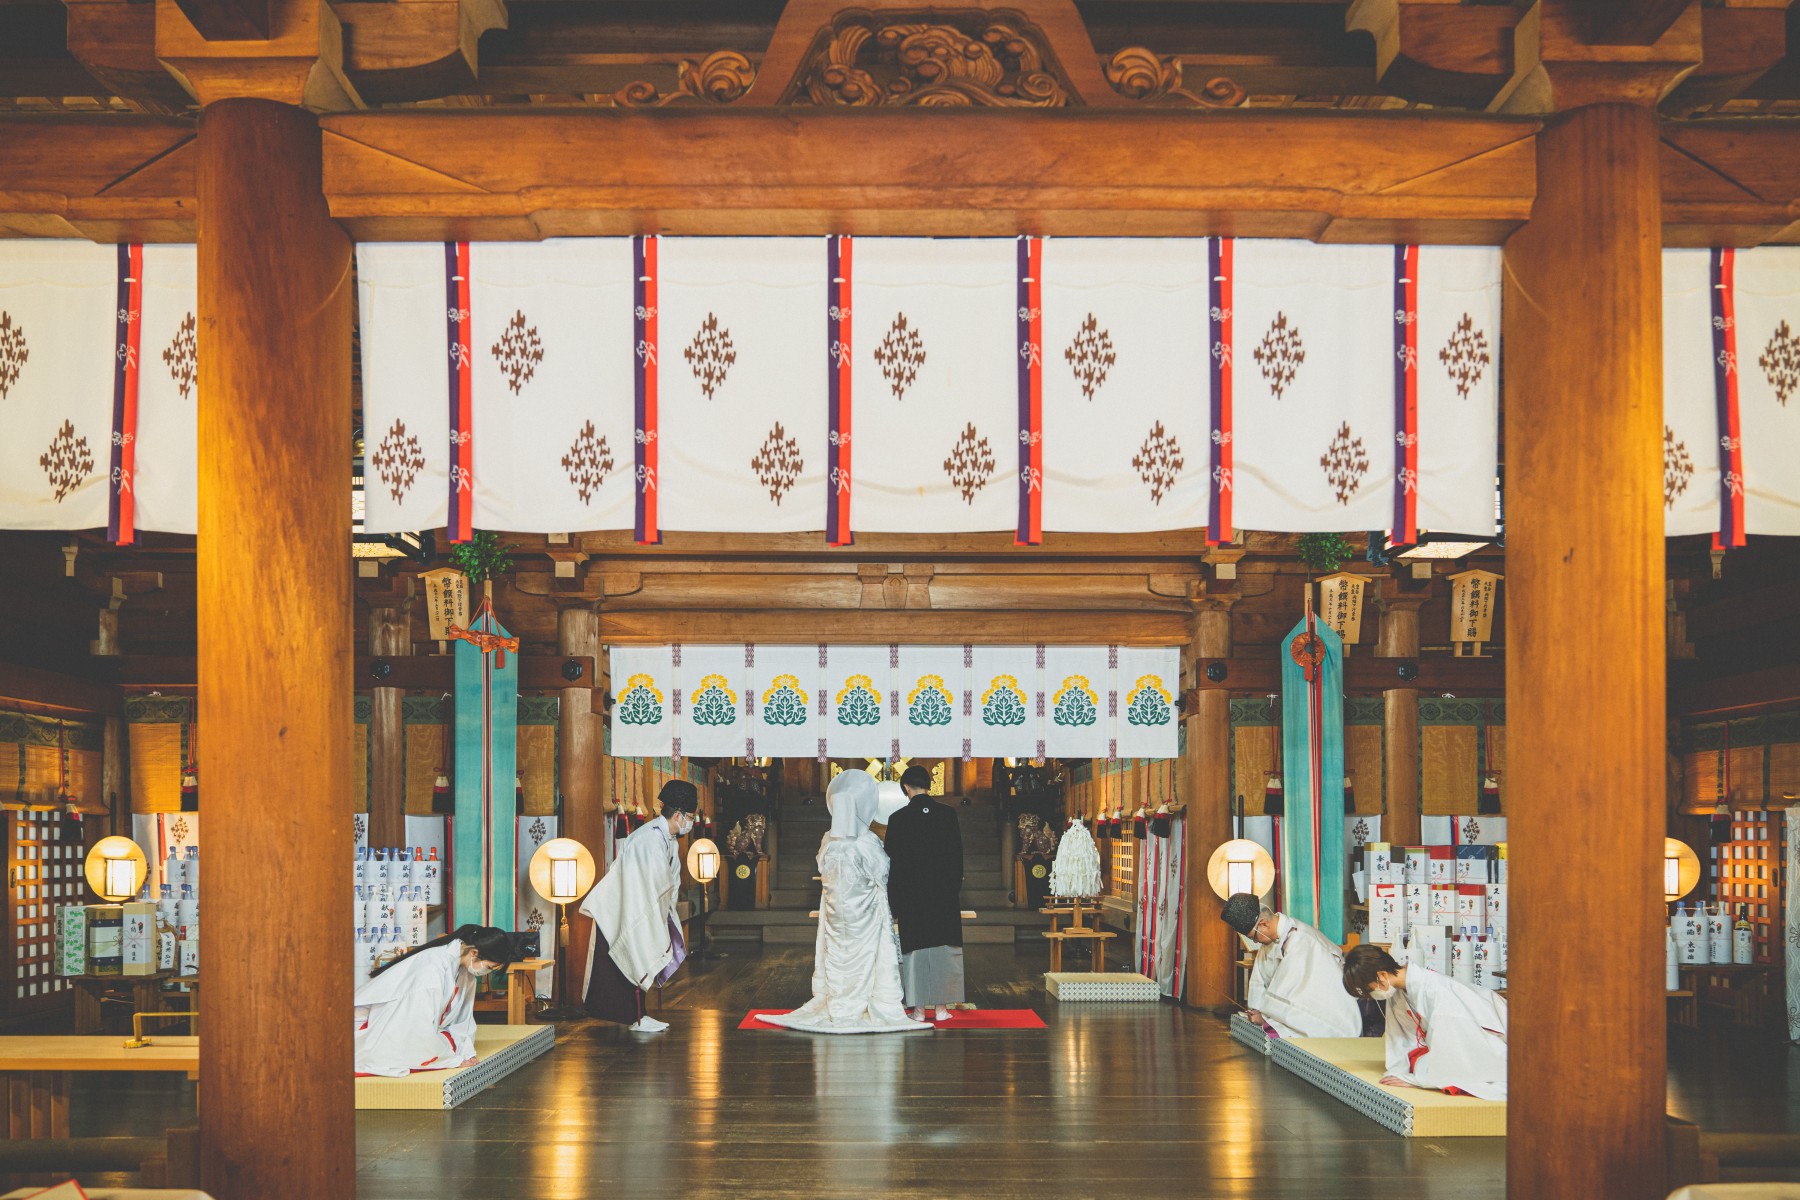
[1343, 943, 1508, 1100]
[353, 924, 516, 1077]
[1221, 894, 1363, 1039]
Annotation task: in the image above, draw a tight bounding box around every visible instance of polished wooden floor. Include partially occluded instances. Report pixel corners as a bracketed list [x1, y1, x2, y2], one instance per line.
[71, 943, 1800, 1199]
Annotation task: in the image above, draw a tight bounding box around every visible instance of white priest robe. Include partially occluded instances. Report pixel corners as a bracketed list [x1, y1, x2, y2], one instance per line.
[1381, 964, 1509, 1100]
[352, 940, 480, 1077]
[580, 815, 683, 994]
[764, 778, 921, 1035]
[1246, 914, 1363, 1039]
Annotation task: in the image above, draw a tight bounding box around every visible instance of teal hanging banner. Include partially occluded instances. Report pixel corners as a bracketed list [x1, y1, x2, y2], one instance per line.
[1280, 616, 1346, 942]
[453, 605, 519, 931]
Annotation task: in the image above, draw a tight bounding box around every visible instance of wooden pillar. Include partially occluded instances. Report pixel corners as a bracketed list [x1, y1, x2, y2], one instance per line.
[1376, 590, 1424, 847]
[1185, 596, 1235, 1012]
[366, 605, 408, 849]
[101, 717, 127, 838]
[196, 98, 353, 1200]
[1503, 103, 1665, 1200]
[558, 605, 604, 994]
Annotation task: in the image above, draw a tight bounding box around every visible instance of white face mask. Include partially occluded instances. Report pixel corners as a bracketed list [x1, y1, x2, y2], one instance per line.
[1368, 985, 1395, 1002]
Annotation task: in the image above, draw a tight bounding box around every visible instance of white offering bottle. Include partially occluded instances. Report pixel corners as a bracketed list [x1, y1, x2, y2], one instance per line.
[1451, 928, 1475, 986]
[1734, 906, 1754, 965]
[1666, 921, 1680, 991]
[1708, 902, 1732, 964]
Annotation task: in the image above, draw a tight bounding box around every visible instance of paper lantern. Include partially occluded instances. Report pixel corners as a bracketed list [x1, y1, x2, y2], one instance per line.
[1206, 838, 1277, 901]
[1664, 837, 1701, 902]
[86, 835, 147, 903]
[686, 837, 721, 885]
[528, 837, 596, 905]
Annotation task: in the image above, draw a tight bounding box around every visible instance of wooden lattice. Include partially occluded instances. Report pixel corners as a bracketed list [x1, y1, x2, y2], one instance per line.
[1708, 810, 1785, 966]
[6, 810, 78, 1014]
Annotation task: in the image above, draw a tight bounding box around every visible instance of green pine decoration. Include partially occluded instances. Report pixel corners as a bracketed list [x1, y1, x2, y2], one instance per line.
[1295, 532, 1355, 576]
[448, 530, 518, 585]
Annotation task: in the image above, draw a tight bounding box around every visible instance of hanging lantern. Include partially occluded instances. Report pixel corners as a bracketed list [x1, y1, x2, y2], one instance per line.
[431, 768, 453, 815]
[1479, 772, 1502, 815]
[1264, 772, 1285, 818]
[179, 762, 199, 813]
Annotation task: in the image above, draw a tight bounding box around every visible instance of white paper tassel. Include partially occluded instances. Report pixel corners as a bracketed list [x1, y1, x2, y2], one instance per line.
[1049, 821, 1102, 899]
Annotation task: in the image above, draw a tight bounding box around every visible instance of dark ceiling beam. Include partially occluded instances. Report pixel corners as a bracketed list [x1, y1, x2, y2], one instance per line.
[169, 0, 271, 42]
[1579, 0, 1699, 47]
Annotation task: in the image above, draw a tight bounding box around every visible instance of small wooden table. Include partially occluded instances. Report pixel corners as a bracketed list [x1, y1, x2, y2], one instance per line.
[1040, 900, 1102, 932]
[67, 973, 176, 1036]
[505, 959, 554, 1025]
[1043, 928, 1115, 972]
[0, 1036, 199, 1141]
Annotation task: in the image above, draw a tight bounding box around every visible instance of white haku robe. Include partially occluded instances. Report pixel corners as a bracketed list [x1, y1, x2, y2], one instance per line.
[580, 815, 683, 994]
[764, 829, 921, 1034]
[1246, 914, 1363, 1039]
[352, 940, 480, 1077]
[1382, 964, 1509, 1100]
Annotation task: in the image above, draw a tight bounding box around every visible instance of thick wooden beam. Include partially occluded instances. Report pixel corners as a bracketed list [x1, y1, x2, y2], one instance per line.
[1670, 664, 1800, 717]
[196, 98, 353, 1200]
[320, 108, 1539, 244]
[1503, 102, 1666, 1200]
[1376, 592, 1425, 847]
[1185, 598, 1234, 1013]
[95, 653, 595, 691]
[367, 605, 408, 849]
[557, 606, 604, 997]
[0, 662, 119, 715]
[597, 609, 1190, 645]
[1189, 651, 1502, 696]
[3, 111, 1799, 246]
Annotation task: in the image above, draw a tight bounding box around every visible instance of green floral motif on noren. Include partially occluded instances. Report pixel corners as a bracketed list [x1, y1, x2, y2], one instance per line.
[761, 675, 811, 728]
[1051, 675, 1098, 728]
[835, 675, 884, 727]
[1125, 674, 1173, 727]
[908, 689, 954, 727]
[690, 674, 737, 727]
[981, 674, 1028, 728]
[617, 673, 664, 726]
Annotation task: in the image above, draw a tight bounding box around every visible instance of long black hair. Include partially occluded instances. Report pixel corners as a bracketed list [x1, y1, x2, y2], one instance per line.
[368, 924, 516, 980]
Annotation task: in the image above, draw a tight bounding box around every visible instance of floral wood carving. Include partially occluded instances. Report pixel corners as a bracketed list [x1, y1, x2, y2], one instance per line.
[790, 15, 1073, 107]
[163, 312, 197, 400]
[1440, 313, 1491, 400]
[751, 421, 804, 505]
[563, 420, 616, 505]
[944, 421, 996, 503]
[371, 418, 427, 503]
[492, 311, 544, 395]
[1760, 319, 1800, 406]
[1253, 313, 1304, 399]
[874, 314, 926, 399]
[40, 419, 94, 502]
[0, 312, 27, 398]
[684, 313, 737, 399]
[612, 51, 758, 106]
[1131, 420, 1184, 504]
[1065, 313, 1116, 400]
[1664, 425, 1693, 509]
[1103, 48, 1244, 108]
[1320, 421, 1369, 505]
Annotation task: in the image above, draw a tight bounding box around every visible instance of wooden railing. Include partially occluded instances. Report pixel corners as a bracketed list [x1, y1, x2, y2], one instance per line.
[1668, 1115, 1800, 1188]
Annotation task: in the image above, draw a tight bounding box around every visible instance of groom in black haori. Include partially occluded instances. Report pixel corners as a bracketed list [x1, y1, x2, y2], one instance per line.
[884, 765, 966, 1021]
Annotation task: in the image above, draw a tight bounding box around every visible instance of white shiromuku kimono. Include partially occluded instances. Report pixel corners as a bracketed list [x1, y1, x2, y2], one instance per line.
[1381, 964, 1509, 1100]
[1246, 914, 1364, 1039]
[352, 940, 480, 1077]
[765, 771, 923, 1035]
[580, 814, 684, 997]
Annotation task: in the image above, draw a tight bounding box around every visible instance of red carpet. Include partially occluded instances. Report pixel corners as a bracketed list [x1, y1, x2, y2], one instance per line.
[739, 1008, 1046, 1031]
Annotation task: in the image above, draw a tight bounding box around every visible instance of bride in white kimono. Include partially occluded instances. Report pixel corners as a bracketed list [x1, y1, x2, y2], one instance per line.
[353, 925, 516, 1077]
[764, 770, 925, 1035]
